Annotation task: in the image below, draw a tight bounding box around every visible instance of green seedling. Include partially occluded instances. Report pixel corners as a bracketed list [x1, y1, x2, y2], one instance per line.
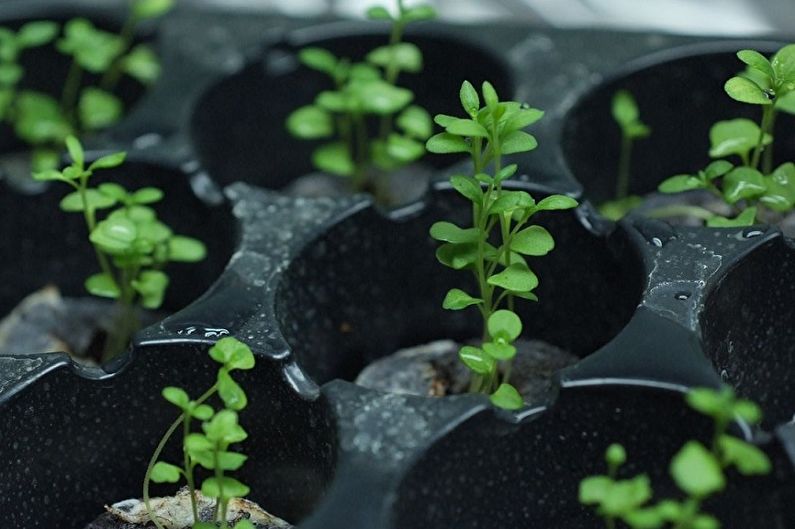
[599, 89, 650, 221]
[427, 80, 578, 410]
[144, 337, 256, 529]
[285, 0, 436, 193]
[580, 386, 771, 529]
[658, 44, 795, 227]
[2, 0, 172, 171]
[33, 135, 206, 360]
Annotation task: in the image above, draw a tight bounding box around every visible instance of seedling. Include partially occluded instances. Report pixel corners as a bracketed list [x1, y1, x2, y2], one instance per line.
[427, 80, 578, 410]
[144, 337, 257, 529]
[285, 0, 436, 193]
[657, 44, 795, 227]
[599, 90, 650, 221]
[32, 135, 206, 360]
[580, 386, 771, 528]
[1, 0, 172, 171]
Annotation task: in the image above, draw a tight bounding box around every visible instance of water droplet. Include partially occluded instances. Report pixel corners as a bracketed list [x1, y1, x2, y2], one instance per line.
[650, 237, 663, 247]
[720, 369, 729, 382]
[674, 291, 691, 300]
[743, 228, 764, 238]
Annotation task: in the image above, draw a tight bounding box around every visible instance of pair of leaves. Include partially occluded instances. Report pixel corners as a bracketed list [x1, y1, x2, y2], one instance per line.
[14, 90, 72, 144]
[457, 311, 522, 375]
[57, 18, 123, 73]
[726, 45, 795, 105]
[0, 21, 58, 67]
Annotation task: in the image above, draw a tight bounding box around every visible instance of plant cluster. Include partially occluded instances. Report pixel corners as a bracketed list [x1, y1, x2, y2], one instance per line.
[427, 80, 578, 410]
[580, 386, 771, 529]
[0, 0, 171, 171]
[285, 0, 436, 192]
[144, 337, 256, 529]
[657, 44, 795, 227]
[599, 89, 650, 221]
[33, 135, 206, 360]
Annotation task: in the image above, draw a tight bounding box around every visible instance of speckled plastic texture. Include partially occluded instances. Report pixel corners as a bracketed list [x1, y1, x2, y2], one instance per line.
[0, 1, 793, 528]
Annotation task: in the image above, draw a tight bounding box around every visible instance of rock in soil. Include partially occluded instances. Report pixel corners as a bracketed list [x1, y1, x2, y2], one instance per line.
[0, 286, 160, 363]
[85, 487, 292, 529]
[355, 339, 579, 405]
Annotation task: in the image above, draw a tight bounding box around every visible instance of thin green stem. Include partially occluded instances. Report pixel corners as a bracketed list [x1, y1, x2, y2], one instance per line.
[183, 414, 199, 521]
[100, 13, 138, 91]
[144, 384, 219, 528]
[762, 109, 777, 175]
[352, 112, 368, 190]
[751, 105, 775, 170]
[616, 134, 632, 199]
[61, 59, 83, 130]
[378, 0, 407, 139]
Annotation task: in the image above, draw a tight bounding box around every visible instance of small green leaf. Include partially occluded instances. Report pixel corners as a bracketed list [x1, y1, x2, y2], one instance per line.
[490, 383, 523, 410]
[162, 386, 190, 408]
[579, 475, 612, 504]
[185, 433, 213, 454]
[286, 105, 333, 139]
[709, 118, 771, 159]
[16, 21, 59, 49]
[366, 6, 392, 20]
[612, 90, 640, 128]
[776, 90, 795, 114]
[737, 49, 775, 79]
[511, 225, 554, 256]
[65, 136, 84, 168]
[313, 142, 355, 177]
[707, 207, 758, 228]
[366, 43, 423, 73]
[435, 242, 478, 270]
[79, 88, 123, 130]
[58, 19, 123, 73]
[691, 514, 720, 529]
[216, 451, 248, 471]
[402, 4, 437, 22]
[718, 435, 771, 475]
[732, 398, 763, 425]
[623, 508, 665, 529]
[218, 368, 247, 411]
[122, 44, 160, 84]
[355, 79, 413, 115]
[458, 346, 494, 375]
[658, 174, 705, 194]
[396, 105, 432, 139]
[600, 475, 653, 517]
[723, 167, 766, 204]
[131, 187, 163, 204]
[386, 133, 424, 163]
[487, 190, 535, 215]
[442, 288, 482, 310]
[169, 236, 207, 262]
[89, 151, 127, 170]
[60, 189, 117, 212]
[32, 169, 64, 182]
[234, 520, 256, 529]
[209, 337, 256, 370]
[500, 130, 537, 154]
[426, 132, 470, 154]
[449, 174, 483, 202]
[299, 47, 337, 74]
[133, 0, 175, 19]
[459, 80, 480, 118]
[482, 81, 499, 110]
[201, 477, 250, 500]
[0, 63, 22, 85]
[504, 108, 544, 132]
[445, 118, 489, 138]
[703, 160, 734, 180]
[85, 272, 120, 299]
[150, 462, 181, 483]
[494, 164, 518, 184]
[724, 76, 773, 105]
[15, 90, 71, 143]
[670, 441, 725, 497]
[132, 270, 169, 309]
[606, 444, 627, 467]
[487, 309, 522, 342]
[487, 263, 538, 293]
[482, 341, 516, 360]
[98, 183, 128, 202]
[771, 44, 795, 82]
[536, 194, 577, 211]
[192, 404, 213, 420]
[429, 221, 479, 244]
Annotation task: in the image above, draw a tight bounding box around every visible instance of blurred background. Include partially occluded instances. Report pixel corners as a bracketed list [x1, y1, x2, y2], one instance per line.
[193, 0, 794, 36]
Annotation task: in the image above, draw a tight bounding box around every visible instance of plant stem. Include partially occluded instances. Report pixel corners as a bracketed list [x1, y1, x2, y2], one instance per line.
[143, 384, 219, 529]
[61, 59, 83, 130]
[751, 105, 775, 170]
[100, 13, 138, 91]
[378, 0, 407, 140]
[616, 134, 632, 199]
[352, 112, 368, 190]
[762, 109, 777, 175]
[183, 414, 199, 522]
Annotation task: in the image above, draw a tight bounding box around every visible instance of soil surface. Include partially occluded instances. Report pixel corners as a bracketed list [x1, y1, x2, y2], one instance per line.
[283, 163, 432, 208]
[355, 338, 579, 405]
[0, 286, 161, 363]
[85, 488, 292, 529]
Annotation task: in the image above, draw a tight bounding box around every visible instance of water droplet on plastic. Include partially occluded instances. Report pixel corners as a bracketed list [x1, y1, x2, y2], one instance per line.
[720, 369, 729, 382]
[650, 237, 663, 247]
[674, 291, 690, 300]
[742, 228, 764, 238]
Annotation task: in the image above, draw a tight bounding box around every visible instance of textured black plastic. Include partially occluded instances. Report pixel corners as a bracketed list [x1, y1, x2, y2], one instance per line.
[0, 2, 792, 528]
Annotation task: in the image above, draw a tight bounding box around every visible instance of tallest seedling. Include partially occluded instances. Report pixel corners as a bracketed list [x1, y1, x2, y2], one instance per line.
[427, 81, 578, 409]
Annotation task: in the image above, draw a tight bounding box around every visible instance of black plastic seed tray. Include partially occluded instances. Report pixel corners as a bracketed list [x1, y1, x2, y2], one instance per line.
[0, 1, 793, 528]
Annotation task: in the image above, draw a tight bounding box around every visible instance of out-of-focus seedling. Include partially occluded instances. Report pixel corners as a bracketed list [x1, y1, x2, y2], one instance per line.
[580, 386, 771, 528]
[427, 80, 577, 410]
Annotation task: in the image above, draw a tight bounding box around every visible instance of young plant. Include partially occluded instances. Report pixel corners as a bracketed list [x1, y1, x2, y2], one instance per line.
[32, 135, 206, 360]
[5, 0, 172, 171]
[657, 44, 795, 227]
[144, 337, 256, 529]
[599, 89, 651, 221]
[427, 80, 578, 410]
[285, 0, 436, 193]
[580, 386, 771, 529]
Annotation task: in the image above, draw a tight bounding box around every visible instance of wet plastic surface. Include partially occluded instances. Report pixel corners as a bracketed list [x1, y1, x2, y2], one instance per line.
[0, 2, 793, 528]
